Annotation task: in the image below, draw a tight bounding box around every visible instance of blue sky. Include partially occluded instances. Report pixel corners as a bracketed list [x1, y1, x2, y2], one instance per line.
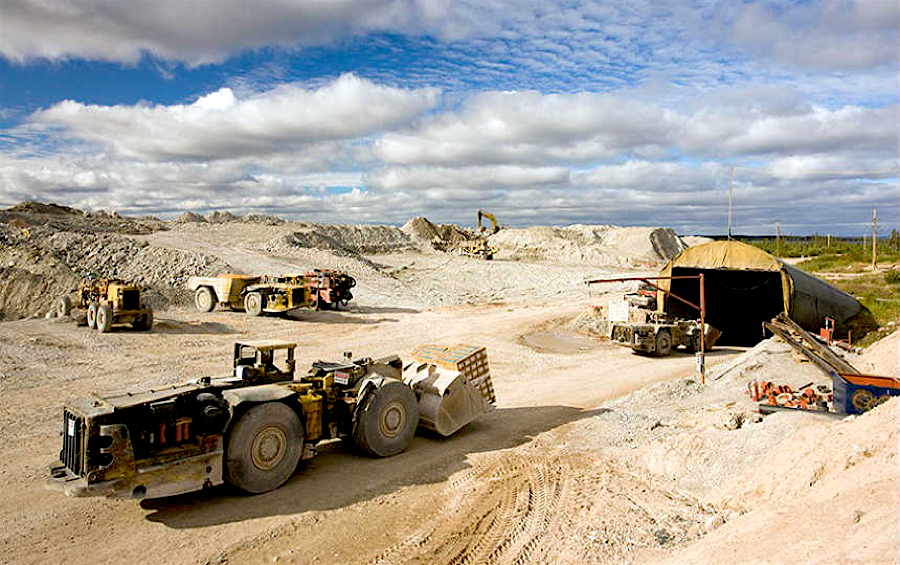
[0, 0, 897, 235]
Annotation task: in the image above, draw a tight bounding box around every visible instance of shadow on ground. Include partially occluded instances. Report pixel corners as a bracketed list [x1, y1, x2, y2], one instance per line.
[152, 319, 235, 335]
[140, 404, 609, 528]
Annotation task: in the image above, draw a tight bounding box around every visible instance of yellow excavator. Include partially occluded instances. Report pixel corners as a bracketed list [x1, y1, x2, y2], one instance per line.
[456, 210, 500, 259]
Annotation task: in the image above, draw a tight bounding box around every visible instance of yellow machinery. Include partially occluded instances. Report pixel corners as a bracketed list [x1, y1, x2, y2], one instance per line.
[48, 341, 495, 498]
[477, 209, 501, 234]
[53, 279, 153, 332]
[455, 210, 501, 259]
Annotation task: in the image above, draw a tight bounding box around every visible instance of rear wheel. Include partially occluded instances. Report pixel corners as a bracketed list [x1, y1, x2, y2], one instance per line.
[96, 303, 113, 333]
[654, 329, 672, 357]
[86, 302, 98, 329]
[195, 287, 215, 312]
[244, 292, 264, 316]
[225, 403, 304, 494]
[53, 296, 72, 317]
[354, 381, 419, 457]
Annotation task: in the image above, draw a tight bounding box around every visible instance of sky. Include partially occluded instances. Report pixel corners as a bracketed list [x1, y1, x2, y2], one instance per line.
[0, 0, 897, 235]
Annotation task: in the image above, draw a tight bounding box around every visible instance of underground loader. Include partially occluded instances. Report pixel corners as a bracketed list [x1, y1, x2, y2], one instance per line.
[47, 341, 495, 498]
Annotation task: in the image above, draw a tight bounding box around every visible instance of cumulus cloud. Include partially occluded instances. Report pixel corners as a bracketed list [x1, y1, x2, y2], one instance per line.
[729, 0, 899, 70]
[2, 76, 897, 235]
[0, 0, 457, 65]
[28, 74, 439, 161]
[377, 90, 898, 166]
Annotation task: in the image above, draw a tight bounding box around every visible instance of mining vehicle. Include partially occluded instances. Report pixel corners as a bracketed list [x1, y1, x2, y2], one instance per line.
[453, 210, 501, 260]
[285, 269, 356, 310]
[188, 271, 355, 315]
[53, 278, 153, 332]
[47, 341, 495, 499]
[611, 313, 720, 356]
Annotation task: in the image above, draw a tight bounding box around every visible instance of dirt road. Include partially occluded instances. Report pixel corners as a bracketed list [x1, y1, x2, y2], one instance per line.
[0, 271, 740, 565]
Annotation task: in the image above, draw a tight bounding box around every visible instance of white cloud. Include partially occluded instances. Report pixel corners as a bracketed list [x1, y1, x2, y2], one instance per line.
[2, 77, 897, 235]
[0, 0, 457, 65]
[377, 90, 898, 166]
[28, 74, 439, 161]
[729, 0, 899, 70]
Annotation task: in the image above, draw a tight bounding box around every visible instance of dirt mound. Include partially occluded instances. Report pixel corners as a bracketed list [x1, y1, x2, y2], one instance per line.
[283, 224, 416, 255]
[5, 201, 82, 215]
[174, 211, 207, 223]
[489, 225, 688, 267]
[853, 330, 899, 376]
[0, 221, 231, 318]
[401, 217, 472, 249]
[0, 201, 167, 235]
[0, 266, 80, 320]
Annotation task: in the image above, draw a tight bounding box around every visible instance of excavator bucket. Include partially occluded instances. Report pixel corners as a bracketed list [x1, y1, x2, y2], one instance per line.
[405, 344, 496, 436]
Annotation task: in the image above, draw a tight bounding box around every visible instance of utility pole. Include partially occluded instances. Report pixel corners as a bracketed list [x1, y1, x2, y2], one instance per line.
[827, 234, 831, 248]
[872, 207, 877, 271]
[775, 221, 781, 257]
[727, 167, 735, 240]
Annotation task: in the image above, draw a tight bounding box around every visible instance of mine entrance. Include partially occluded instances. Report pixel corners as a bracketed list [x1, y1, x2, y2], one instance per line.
[667, 267, 785, 345]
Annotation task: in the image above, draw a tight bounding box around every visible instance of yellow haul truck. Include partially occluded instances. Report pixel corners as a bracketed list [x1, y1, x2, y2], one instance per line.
[53, 278, 153, 332]
[47, 341, 494, 498]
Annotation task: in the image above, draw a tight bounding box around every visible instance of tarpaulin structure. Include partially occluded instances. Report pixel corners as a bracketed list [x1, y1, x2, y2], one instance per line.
[656, 241, 861, 344]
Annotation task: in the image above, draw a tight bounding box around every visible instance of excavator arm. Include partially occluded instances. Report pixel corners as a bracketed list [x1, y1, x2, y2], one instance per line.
[477, 210, 500, 234]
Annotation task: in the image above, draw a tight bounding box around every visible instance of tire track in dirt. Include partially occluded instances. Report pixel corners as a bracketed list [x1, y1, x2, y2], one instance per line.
[368, 451, 577, 565]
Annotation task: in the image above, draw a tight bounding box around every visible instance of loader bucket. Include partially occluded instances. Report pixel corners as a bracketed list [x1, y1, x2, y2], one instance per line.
[406, 345, 496, 437]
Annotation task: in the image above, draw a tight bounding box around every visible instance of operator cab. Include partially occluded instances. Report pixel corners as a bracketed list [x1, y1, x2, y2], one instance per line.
[233, 340, 297, 382]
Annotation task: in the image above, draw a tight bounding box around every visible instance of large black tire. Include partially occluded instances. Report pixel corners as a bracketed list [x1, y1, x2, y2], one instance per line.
[96, 303, 113, 333]
[654, 329, 672, 357]
[53, 296, 72, 318]
[353, 381, 419, 457]
[225, 403, 304, 494]
[195, 287, 216, 312]
[133, 305, 153, 331]
[244, 292, 264, 316]
[86, 302, 98, 329]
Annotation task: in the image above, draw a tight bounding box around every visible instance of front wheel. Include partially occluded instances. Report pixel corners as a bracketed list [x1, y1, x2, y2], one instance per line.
[244, 292, 264, 316]
[654, 329, 672, 357]
[86, 302, 98, 329]
[96, 303, 113, 333]
[353, 381, 419, 457]
[195, 287, 215, 312]
[225, 403, 304, 494]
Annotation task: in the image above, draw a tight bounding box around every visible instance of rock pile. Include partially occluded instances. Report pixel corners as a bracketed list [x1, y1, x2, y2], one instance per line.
[489, 225, 688, 266]
[0, 206, 230, 319]
[283, 224, 417, 255]
[401, 217, 472, 249]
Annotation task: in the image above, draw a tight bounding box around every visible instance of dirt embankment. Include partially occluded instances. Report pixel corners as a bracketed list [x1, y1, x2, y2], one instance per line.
[489, 225, 688, 267]
[0, 205, 230, 319]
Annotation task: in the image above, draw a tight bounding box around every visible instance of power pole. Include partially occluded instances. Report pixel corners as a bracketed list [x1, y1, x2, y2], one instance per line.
[727, 167, 735, 240]
[775, 221, 780, 256]
[872, 207, 877, 271]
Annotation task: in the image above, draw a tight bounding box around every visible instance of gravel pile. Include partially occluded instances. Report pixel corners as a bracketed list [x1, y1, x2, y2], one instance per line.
[282, 224, 418, 255]
[401, 217, 472, 249]
[490, 224, 688, 267]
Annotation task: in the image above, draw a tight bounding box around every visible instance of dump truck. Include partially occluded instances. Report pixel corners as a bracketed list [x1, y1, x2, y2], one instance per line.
[47, 341, 495, 499]
[188, 271, 355, 315]
[52, 278, 153, 332]
[611, 313, 719, 357]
